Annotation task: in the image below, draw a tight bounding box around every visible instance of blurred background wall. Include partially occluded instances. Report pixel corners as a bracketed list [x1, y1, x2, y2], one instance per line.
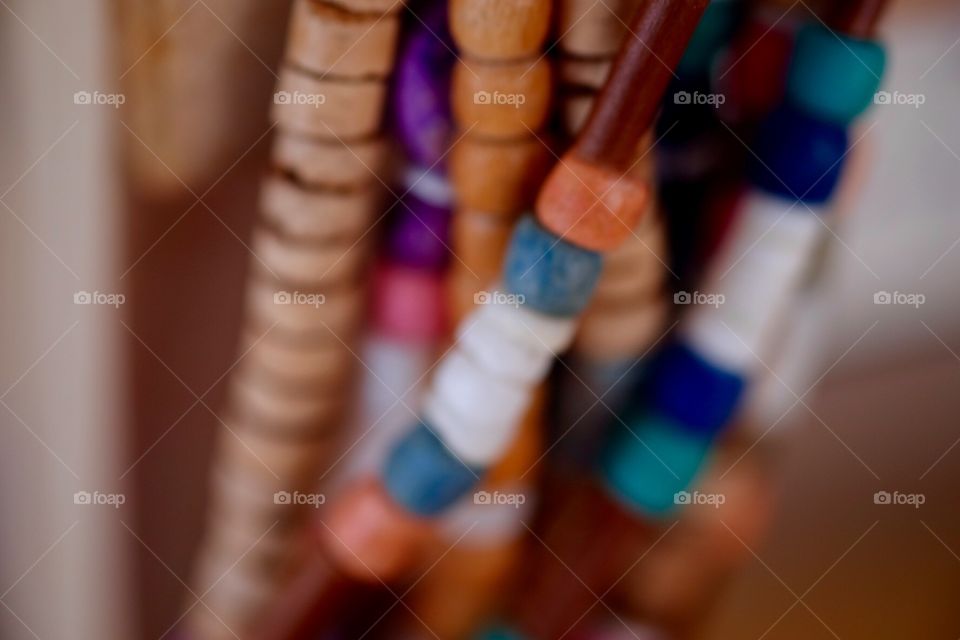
[0, 0, 957, 638]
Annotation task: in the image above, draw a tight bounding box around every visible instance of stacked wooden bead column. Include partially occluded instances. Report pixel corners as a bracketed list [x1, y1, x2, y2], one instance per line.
[446, 0, 554, 317]
[187, 0, 403, 636]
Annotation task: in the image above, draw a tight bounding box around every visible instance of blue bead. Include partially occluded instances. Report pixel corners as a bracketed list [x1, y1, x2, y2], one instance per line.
[503, 216, 603, 317]
[748, 105, 848, 204]
[382, 422, 480, 516]
[677, 0, 741, 77]
[787, 25, 886, 125]
[601, 410, 713, 518]
[649, 342, 745, 436]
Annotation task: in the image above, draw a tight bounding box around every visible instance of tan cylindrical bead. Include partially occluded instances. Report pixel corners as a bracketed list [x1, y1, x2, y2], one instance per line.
[229, 371, 345, 437]
[449, 0, 551, 61]
[286, 0, 401, 78]
[237, 324, 354, 391]
[452, 57, 552, 139]
[272, 65, 386, 139]
[574, 296, 668, 359]
[449, 134, 552, 216]
[271, 131, 386, 188]
[260, 172, 379, 242]
[451, 210, 515, 279]
[559, 56, 612, 90]
[244, 272, 365, 338]
[326, 0, 406, 15]
[557, 0, 640, 57]
[249, 226, 369, 287]
[215, 414, 335, 484]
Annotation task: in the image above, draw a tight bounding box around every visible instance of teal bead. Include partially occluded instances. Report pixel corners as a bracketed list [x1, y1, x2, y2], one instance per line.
[786, 24, 886, 125]
[677, 0, 740, 77]
[474, 626, 527, 640]
[601, 411, 713, 518]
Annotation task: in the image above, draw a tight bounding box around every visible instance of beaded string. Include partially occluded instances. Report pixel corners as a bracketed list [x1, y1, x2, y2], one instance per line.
[320, 0, 709, 585]
[186, 0, 405, 634]
[476, 2, 888, 638]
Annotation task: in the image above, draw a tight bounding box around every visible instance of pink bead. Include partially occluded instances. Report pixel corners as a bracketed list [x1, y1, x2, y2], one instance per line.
[372, 261, 447, 342]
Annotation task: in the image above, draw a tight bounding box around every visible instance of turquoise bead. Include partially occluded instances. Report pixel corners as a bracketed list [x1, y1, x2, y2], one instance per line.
[786, 24, 886, 125]
[677, 0, 741, 77]
[474, 626, 527, 640]
[602, 411, 713, 518]
[503, 216, 603, 317]
[382, 422, 481, 516]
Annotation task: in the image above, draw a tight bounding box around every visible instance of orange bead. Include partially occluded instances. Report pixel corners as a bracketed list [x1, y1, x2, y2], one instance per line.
[535, 154, 649, 252]
[321, 478, 434, 583]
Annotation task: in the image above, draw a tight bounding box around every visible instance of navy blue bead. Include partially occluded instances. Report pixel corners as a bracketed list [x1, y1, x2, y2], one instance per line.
[649, 342, 745, 437]
[747, 105, 848, 204]
[382, 421, 481, 516]
[503, 216, 603, 317]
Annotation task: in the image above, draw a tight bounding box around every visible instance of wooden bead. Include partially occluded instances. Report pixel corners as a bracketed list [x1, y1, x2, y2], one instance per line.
[237, 324, 353, 391]
[449, 135, 552, 216]
[271, 130, 385, 188]
[285, 0, 401, 78]
[449, 0, 551, 61]
[559, 57, 612, 90]
[325, 0, 406, 16]
[574, 296, 666, 360]
[271, 65, 385, 140]
[561, 92, 594, 135]
[229, 369, 345, 437]
[536, 154, 649, 252]
[451, 210, 514, 279]
[321, 477, 434, 582]
[260, 172, 379, 242]
[244, 272, 365, 340]
[451, 57, 552, 139]
[556, 0, 639, 57]
[423, 348, 531, 466]
[592, 216, 667, 304]
[214, 412, 335, 484]
[484, 383, 545, 486]
[249, 225, 369, 287]
[446, 264, 489, 325]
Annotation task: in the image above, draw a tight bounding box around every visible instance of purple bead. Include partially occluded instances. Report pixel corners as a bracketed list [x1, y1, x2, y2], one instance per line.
[392, 0, 454, 168]
[386, 191, 451, 271]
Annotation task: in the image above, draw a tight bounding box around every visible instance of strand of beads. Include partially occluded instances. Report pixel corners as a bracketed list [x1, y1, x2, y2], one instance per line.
[186, 0, 404, 635]
[321, 0, 709, 592]
[602, 0, 888, 530]
[477, 3, 887, 638]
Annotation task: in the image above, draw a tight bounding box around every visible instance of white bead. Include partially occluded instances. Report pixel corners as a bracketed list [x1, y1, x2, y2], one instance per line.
[403, 165, 455, 208]
[683, 191, 823, 372]
[423, 348, 532, 466]
[457, 298, 575, 385]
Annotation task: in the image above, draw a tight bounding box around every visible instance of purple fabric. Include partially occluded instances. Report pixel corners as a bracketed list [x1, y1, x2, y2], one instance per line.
[386, 191, 451, 271]
[392, 0, 454, 168]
